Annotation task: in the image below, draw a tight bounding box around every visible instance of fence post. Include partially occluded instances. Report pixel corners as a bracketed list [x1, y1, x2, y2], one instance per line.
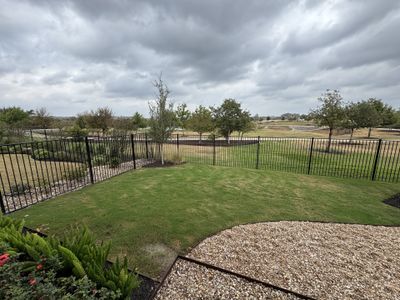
[130, 134, 136, 170]
[0, 191, 6, 214]
[255, 136, 260, 169]
[371, 139, 382, 181]
[307, 138, 314, 175]
[85, 136, 94, 184]
[177, 134, 180, 155]
[213, 135, 216, 166]
[145, 133, 149, 159]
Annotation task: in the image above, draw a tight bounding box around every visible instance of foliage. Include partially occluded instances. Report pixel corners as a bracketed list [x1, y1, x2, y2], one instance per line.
[86, 107, 114, 135]
[93, 155, 107, 166]
[32, 149, 51, 160]
[66, 125, 88, 139]
[10, 183, 31, 196]
[131, 112, 147, 132]
[0, 255, 120, 299]
[0, 107, 30, 126]
[31, 107, 53, 129]
[211, 99, 250, 143]
[367, 98, 397, 126]
[0, 215, 140, 298]
[109, 157, 121, 169]
[310, 89, 346, 151]
[187, 105, 214, 141]
[175, 103, 191, 130]
[64, 167, 87, 181]
[148, 77, 177, 164]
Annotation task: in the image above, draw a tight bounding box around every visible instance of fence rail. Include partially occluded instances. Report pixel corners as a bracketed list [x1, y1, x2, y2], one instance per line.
[1, 134, 400, 214]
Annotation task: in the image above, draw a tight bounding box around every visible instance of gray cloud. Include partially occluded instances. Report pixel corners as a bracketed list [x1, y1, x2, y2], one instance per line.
[0, 0, 399, 117]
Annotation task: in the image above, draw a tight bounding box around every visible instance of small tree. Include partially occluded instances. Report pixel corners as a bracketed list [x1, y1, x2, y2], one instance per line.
[0, 106, 30, 139]
[131, 112, 147, 133]
[148, 77, 176, 165]
[310, 90, 345, 152]
[366, 98, 396, 137]
[211, 99, 248, 143]
[32, 107, 53, 129]
[175, 103, 191, 135]
[237, 111, 254, 139]
[86, 107, 113, 135]
[187, 105, 214, 143]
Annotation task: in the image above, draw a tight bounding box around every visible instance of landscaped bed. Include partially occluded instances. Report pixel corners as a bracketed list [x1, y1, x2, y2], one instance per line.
[9, 164, 400, 281]
[187, 221, 400, 299]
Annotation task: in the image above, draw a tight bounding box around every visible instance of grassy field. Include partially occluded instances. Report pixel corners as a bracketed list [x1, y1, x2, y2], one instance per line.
[10, 164, 400, 279]
[0, 154, 84, 193]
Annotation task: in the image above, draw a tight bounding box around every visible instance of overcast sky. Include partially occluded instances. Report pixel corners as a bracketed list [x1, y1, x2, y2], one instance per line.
[1, 0, 399, 117]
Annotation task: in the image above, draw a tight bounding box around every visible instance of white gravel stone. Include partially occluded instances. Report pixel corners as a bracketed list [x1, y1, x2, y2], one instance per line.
[188, 221, 400, 300]
[154, 259, 301, 300]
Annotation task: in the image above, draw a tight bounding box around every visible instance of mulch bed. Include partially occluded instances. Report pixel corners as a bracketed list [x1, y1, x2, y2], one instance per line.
[142, 161, 185, 168]
[383, 193, 400, 209]
[168, 139, 258, 147]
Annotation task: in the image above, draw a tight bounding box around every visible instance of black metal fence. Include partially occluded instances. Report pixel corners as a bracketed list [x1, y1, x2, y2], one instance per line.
[1, 134, 400, 214]
[0, 134, 157, 214]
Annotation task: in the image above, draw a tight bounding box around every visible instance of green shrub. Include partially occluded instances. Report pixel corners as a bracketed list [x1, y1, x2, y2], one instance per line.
[0, 257, 120, 299]
[0, 215, 140, 298]
[52, 151, 67, 160]
[92, 155, 106, 166]
[9, 183, 31, 196]
[64, 167, 87, 181]
[32, 149, 50, 160]
[93, 144, 107, 155]
[109, 157, 121, 168]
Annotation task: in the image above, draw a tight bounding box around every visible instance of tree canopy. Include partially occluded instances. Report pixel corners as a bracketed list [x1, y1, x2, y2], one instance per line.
[187, 105, 214, 141]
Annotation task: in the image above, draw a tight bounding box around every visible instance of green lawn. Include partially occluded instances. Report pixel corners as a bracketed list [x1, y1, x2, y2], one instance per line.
[10, 164, 400, 279]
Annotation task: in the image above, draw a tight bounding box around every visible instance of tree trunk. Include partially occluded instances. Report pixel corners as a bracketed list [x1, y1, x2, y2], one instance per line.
[368, 127, 372, 138]
[227, 134, 230, 144]
[199, 133, 202, 144]
[160, 143, 164, 165]
[326, 128, 333, 153]
[349, 128, 354, 143]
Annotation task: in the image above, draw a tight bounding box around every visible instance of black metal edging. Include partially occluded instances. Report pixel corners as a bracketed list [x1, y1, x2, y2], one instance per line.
[150, 255, 315, 300]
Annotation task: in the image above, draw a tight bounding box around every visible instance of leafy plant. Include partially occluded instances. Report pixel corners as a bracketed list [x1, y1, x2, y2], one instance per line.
[93, 155, 106, 166]
[109, 157, 121, 169]
[10, 183, 31, 196]
[32, 149, 50, 160]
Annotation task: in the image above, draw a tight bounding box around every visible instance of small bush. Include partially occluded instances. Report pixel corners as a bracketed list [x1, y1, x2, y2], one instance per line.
[109, 157, 121, 169]
[64, 167, 87, 181]
[10, 183, 31, 196]
[93, 144, 107, 155]
[92, 155, 106, 166]
[33, 149, 51, 160]
[52, 151, 67, 160]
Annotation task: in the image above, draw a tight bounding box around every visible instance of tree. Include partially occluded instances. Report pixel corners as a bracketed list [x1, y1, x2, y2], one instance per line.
[366, 98, 396, 137]
[187, 105, 214, 143]
[310, 90, 345, 152]
[86, 107, 113, 135]
[32, 107, 53, 129]
[0, 106, 30, 138]
[148, 77, 176, 165]
[131, 112, 147, 133]
[211, 99, 249, 143]
[175, 103, 191, 134]
[237, 111, 254, 139]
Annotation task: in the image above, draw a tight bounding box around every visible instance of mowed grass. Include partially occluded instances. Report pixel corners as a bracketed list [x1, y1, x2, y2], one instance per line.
[10, 164, 400, 279]
[0, 154, 83, 193]
[161, 139, 400, 182]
